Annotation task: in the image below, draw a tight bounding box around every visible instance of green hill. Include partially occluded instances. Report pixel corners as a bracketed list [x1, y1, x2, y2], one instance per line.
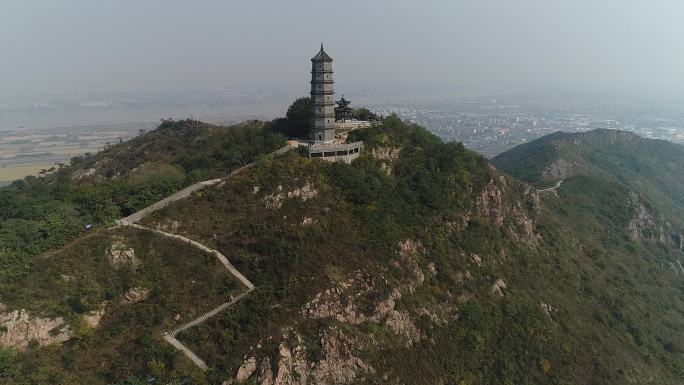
[1, 121, 684, 385]
[492, 129, 684, 227]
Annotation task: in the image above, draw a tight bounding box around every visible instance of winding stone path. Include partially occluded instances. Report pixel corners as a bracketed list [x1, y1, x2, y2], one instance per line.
[538, 179, 564, 194]
[116, 144, 294, 369]
[121, 179, 222, 224]
[123, 222, 254, 290]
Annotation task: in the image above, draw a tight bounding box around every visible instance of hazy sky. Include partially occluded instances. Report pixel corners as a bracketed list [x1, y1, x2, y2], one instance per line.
[2, 0, 684, 98]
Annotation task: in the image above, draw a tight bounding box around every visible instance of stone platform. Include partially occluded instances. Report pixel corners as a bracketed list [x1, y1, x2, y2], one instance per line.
[301, 141, 364, 163]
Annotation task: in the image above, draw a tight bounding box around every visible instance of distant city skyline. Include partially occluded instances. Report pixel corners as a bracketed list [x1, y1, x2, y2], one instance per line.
[2, 1, 684, 99]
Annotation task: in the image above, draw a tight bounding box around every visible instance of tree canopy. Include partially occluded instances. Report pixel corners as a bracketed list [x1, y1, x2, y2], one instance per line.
[268, 97, 312, 139]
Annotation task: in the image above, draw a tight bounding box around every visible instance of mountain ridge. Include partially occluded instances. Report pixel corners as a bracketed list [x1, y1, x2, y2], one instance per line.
[1, 120, 684, 384]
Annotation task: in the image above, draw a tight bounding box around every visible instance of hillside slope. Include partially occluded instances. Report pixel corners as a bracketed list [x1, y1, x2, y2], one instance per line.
[1, 122, 684, 385]
[491, 129, 684, 227]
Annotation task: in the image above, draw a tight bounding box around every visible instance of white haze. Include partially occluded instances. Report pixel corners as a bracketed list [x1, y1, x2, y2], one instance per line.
[1, 0, 684, 99]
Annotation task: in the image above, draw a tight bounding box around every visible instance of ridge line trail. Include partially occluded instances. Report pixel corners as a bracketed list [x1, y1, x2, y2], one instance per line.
[116, 144, 293, 369]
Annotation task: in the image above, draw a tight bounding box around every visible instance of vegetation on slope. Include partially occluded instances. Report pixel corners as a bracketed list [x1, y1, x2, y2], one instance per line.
[3, 226, 241, 385]
[136, 117, 684, 385]
[492, 128, 684, 227]
[2, 118, 684, 385]
[0, 120, 284, 306]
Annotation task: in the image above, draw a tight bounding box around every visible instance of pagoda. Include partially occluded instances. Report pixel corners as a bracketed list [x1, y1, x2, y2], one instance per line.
[310, 44, 335, 143]
[334, 96, 353, 122]
[304, 44, 364, 163]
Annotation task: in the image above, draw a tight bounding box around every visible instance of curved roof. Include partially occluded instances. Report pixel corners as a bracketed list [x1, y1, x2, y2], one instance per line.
[335, 96, 351, 106]
[311, 44, 333, 62]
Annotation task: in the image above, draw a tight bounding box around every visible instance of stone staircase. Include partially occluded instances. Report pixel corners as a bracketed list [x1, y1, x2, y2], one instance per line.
[169, 289, 252, 337]
[115, 144, 294, 369]
[119, 144, 295, 225]
[121, 179, 222, 224]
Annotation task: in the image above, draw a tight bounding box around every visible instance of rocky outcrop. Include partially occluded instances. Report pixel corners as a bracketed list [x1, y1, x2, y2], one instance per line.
[0, 309, 72, 350]
[301, 217, 317, 227]
[234, 328, 373, 385]
[385, 310, 421, 346]
[263, 181, 318, 210]
[476, 173, 540, 245]
[301, 271, 400, 325]
[82, 302, 107, 328]
[107, 238, 138, 267]
[542, 158, 576, 180]
[477, 178, 506, 227]
[227, 237, 461, 384]
[71, 167, 100, 181]
[370, 147, 402, 162]
[491, 278, 507, 297]
[122, 287, 150, 304]
[236, 356, 257, 382]
[627, 192, 669, 243]
[370, 146, 402, 176]
[510, 200, 541, 245]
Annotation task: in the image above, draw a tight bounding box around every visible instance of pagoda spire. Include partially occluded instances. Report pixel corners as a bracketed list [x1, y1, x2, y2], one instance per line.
[310, 44, 335, 142]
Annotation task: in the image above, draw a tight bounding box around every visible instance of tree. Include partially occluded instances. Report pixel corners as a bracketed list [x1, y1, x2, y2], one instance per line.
[269, 97, 312, 139]
[286, 97, 312, 128]
[352, 107, 378, 121]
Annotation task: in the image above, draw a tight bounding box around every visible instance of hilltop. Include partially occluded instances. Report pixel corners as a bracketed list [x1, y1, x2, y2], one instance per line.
[492, 129, 684, 227]
[1, 121, 684, 385]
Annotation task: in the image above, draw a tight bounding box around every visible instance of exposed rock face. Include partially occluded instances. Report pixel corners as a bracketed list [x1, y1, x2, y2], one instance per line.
[491, 278, 507, 297]
[370, 147, 402, 162]
[236, 356, 257, 382]
[0, 309, 72, 350]
[264, 181, 318, 210]
[237, 328, 374, 385]
[82, 302, 107, 328]
[107, 238, 138, 267]
[301, 217, 317, 226]
[300, 271, 400, 324]
[385, 310, 421, 346]
[510, 200, 540, 245]
[627, 192, 669, 242]
[228, 239, 461, 384]
[71, 167, 99, 181]
[122, 287, 150, 304]
[477, 178, 506, 227]
[259, 356, 274, 385]
[310, 328, 374, 384]
[287, 181, 318, 201]
[476, 173, 541, 245]
[370, 146, 402, 176]
[542, 158, 575, 180]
